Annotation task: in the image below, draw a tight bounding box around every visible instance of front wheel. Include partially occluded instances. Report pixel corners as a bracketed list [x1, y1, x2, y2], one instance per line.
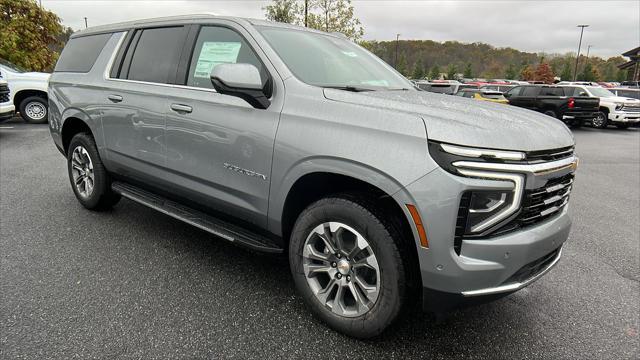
[289, 194, 412, 338]
[592, 111, 608, 129]
[67, 133, 120, 210]
[19, 96, 48, 124]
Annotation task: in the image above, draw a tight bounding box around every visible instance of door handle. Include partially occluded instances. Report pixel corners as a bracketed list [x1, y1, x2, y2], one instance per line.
[170, 104, 193, 114]
[107, 94, 123, 103]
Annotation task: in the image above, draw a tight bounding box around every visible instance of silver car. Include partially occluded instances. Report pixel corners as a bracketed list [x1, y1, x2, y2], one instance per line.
[49, 15, 577, 338]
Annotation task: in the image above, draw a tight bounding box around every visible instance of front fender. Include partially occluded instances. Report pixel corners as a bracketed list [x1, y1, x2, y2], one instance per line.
[267, 156, 413, 236]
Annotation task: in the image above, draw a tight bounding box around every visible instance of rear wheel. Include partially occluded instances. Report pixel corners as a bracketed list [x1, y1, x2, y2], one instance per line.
[19, 96, 48, 124]
[289, 194, 411, 338]
[592, 111, 608, 129]
[67, 133, 120, 210]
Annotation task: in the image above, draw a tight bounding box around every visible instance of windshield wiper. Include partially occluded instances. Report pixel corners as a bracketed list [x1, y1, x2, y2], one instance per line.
[322, 85, 376, 92]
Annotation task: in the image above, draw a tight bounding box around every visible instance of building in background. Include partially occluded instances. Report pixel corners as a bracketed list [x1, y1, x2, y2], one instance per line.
[618, 46, 639, 82]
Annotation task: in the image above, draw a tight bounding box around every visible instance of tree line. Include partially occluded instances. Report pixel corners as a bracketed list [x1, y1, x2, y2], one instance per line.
[0, 0, 629, 82]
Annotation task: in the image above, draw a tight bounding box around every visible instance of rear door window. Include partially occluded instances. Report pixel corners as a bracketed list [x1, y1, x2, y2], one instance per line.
[522, 87, 540, 96]
[125, 27, 186, 84]
[540, 87, 565, 96]
[505, 86, 523, 97]
[55, 33, 112, 72]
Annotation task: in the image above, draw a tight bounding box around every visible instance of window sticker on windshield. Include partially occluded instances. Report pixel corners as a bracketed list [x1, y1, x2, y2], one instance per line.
[193, 42, 242, 78]
[341, 51, 358, 57]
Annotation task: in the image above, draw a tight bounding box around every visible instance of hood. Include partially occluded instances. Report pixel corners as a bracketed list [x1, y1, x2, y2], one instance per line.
[323, 89, 574, 152]
[19, 72, 51, 81]
[605, 96, 640, 104]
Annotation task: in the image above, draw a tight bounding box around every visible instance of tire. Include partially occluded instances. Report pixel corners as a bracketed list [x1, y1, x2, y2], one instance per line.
[289, 194, 412, 339]
[67, 133, 120, 210]
[543, 110, 557, 118]
[19, 96, 48, 124]
[592, 111, 608, 129]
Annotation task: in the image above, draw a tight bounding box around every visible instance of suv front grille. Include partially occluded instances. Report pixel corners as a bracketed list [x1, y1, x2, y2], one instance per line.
[525, 146, 574, 163]
[0, 84, 9, 103]
[518, 173, 573, 226]
[621, 105, 639, 113]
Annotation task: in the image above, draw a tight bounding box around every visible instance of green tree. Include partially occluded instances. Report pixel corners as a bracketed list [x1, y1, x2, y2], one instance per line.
[396, 53, 407, 76]
[306, 0, 364, 40]
[505, 63, 517, 80]
[560, 61, 572, 81]
[579, 62, 596, 81]
[411, 58, 425, 79]
[463, 63, 472, 78]
[263, 0, 302, 24]
[429, 65, 441, 80]
[0, 0, 64, 71]
[446, 64, 457, 80]
[616, 69, 627, 82]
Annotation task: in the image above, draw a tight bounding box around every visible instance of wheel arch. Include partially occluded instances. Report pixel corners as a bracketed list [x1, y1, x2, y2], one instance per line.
[275, 169, 423, 295]
[60, 109, 101, 156]
[13, 89, 48, 108]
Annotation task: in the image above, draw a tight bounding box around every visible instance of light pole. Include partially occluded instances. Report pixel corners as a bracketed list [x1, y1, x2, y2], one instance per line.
[84, 17, 88, 28]
[395, 34, 400, 68]
[573, 24, 589, 81]
[304, 0, 308, 27]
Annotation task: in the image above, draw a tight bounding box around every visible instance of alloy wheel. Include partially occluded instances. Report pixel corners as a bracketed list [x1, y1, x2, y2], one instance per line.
[302, 222, 380, 317]
[70, 146, 95, 199]
[593, 113, 607, 128]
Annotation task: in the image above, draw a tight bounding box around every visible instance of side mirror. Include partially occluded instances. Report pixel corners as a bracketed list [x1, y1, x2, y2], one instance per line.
[210, 63, 270, 109]
[579, 92, 588, 96]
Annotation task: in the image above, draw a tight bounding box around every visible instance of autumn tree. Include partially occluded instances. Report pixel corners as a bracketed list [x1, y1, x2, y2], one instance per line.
[0, 0, 64, 71]
[579, 62, 599, 82]
[534, 63, 555, 84]
[264, 0, 302, 24]
[307, 0, 364, 40]
[520, 65, 535, 81]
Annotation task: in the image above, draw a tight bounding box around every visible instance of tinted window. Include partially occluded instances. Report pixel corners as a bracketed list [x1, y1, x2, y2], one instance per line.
[522, 87, 540, 96]
[186, 26, 268, 90]
[505, 86, 523, 97]
[540, 87, 565, 96]
[55, 33, 112, 72]
[127, 27, 185, 83]
[616, 90, 640, 99]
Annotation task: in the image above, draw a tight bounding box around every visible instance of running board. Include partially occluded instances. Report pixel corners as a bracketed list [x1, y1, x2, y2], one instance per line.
[111, 182, 283, 254]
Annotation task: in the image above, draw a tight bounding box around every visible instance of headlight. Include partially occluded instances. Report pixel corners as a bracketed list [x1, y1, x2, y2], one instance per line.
[428, 141, 526, 175]
[429, 141, 525, 236]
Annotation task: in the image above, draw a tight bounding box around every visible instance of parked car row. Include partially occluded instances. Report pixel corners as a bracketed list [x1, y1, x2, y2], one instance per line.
[0, 59, 50, 124]
[416, 79, 640, 129]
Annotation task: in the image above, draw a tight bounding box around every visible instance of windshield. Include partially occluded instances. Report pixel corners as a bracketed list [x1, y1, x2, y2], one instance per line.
[615, 90, 640, 100]
[257, 26, 413, 90]
[0, 58, 26, 73]
[586, 86, 615, 97]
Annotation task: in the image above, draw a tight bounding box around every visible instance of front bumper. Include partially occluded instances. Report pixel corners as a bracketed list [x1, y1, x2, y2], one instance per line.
[0, 103, 15, 122]
[399, 162, 573, 311]
[608, 110, 640, 123]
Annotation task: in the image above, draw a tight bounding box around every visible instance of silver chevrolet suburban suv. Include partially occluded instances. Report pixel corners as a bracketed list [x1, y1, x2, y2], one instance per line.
[49, 15, 577, 338]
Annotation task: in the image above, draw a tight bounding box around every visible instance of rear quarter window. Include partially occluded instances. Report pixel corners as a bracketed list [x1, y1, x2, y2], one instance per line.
[55, 33, 112, 73]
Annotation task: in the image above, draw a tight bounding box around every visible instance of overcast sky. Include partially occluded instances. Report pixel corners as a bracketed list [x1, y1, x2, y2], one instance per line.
[42, 0, 639, 58]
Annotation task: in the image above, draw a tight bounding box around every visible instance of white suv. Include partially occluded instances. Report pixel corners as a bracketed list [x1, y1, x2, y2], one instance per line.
[560, 85, 640, 129]
[0, 79, 15, 122]
[0, 59, 50, 124]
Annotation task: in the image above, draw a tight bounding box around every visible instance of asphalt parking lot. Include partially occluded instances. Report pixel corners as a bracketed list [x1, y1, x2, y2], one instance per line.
[1, 118, 638, 359]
